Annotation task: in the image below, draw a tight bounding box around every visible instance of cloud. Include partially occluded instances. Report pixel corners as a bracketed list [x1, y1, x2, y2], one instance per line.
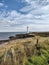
[0, 9, 49, 32]
[0, 0, 49, 32]
[0, 3, 4, 7]
[20, 0, 49, 12]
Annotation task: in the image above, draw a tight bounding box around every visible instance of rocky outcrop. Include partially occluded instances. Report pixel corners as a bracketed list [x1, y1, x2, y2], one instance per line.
[0, 40, 9, 44]
[0, 33, 35, 44]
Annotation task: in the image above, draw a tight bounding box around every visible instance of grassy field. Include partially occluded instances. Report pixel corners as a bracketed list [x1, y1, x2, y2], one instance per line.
[0, 35, 49, 65]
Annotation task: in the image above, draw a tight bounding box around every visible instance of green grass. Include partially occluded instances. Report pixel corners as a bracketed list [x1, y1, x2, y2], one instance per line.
[24, 38, 49, 65]
[0, 37, 49, 65]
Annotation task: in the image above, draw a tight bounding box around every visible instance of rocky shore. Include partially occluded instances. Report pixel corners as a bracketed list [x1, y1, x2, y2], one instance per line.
[0, 33, 34, 44]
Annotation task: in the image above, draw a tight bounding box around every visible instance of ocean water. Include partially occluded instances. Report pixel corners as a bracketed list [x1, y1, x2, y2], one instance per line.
[0, 32, 26, 40]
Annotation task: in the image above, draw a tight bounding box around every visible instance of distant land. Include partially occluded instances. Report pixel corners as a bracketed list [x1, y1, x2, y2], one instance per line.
[0, 32, 49, 44]
[0, 32, 49, 40]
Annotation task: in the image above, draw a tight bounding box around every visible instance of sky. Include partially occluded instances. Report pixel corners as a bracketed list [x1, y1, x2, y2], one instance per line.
[0, 0, 49, 32]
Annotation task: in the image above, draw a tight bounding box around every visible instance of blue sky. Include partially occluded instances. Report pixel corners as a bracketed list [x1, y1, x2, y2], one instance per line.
[0, 0, 49, 32]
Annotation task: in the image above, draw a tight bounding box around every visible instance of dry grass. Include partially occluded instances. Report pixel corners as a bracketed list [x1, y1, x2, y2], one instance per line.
[0, 36, 49, 65]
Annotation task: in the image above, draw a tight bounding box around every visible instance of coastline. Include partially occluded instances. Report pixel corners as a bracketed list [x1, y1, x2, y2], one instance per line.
[0, 33, 34, 44]
[0, 32, 49, 44]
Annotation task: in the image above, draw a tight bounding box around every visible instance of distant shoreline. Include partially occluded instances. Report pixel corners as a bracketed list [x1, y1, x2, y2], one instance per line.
[0, 32, 49, 44]
[0, 32, 26, 40]
[0, 33, 34, 44]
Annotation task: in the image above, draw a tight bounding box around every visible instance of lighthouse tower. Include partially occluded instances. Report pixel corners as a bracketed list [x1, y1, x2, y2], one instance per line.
[27, 26, 29, 33]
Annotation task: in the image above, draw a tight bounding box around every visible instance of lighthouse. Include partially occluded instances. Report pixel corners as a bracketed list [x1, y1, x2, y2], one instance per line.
[27, 26, 29, 33]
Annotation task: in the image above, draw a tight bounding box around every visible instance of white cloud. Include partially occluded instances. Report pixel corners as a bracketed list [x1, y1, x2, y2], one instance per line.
[20, 0, 49, 13]
[0, 3, 4, 7]
[0, 9, 49, 32]
[0, 0, 49, 32]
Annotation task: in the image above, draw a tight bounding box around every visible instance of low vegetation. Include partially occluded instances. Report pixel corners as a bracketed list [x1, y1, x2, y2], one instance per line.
[0, 36, 49, 65]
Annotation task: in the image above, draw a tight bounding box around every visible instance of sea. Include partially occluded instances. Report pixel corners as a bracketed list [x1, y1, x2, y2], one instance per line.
[0, 32, 26, 40]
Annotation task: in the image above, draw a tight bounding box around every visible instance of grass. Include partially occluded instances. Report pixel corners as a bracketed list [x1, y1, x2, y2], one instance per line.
[0, 36, 49, 65]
